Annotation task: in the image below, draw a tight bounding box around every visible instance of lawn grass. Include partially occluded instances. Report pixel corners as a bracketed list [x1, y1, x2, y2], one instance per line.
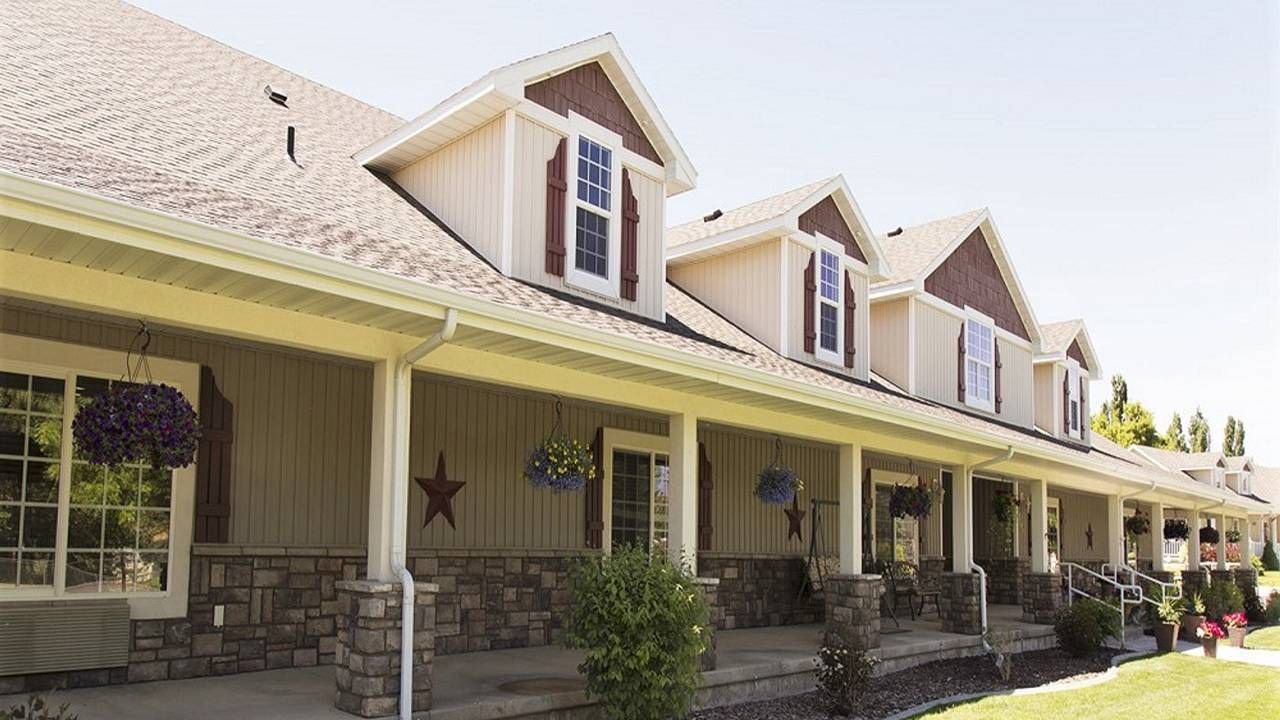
[1245, 625, 1280, 650]
[1259, 570, 1280, 586]
[919, 653, 1280, 719]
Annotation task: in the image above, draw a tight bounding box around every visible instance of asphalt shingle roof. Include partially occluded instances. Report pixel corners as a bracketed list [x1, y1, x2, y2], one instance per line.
[1039, 320, 1083, 355]
[666, 179, 829, 248]
[873, 208, 984, 285]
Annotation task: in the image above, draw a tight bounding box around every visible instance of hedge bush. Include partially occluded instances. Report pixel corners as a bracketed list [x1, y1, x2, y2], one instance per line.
[1054, 598, 1121, 657]
[1202, 580, 1244, 620]
[1263, 541, 1280, 572]
[1264, 591, 1280, 625]
[815, 626, 878, 717]
[563, 545, 709, 720]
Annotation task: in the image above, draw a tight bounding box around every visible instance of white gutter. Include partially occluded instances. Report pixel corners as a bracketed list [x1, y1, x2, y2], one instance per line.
[391, 309, 458, 720]
[969, 447, 1014, 641]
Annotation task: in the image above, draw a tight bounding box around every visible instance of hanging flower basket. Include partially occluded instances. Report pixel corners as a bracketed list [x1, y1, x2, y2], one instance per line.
[889, 483, 933, 520]
[992, 494, 1021, 526]
[73, 382, 200, 470]
[1163, 519, 1190, 542]
[756, 463, 801, 506]
[523, 435, 595, 492]
[1225, 529, 1241, 544]
[1125, 513, 1150, 537]
[1200, 526, 1220, 545]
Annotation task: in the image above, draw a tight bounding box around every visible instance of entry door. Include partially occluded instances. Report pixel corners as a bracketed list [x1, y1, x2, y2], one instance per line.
[1046, 498, 1060, 571]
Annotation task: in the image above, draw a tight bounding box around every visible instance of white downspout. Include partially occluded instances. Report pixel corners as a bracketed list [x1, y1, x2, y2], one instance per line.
[391, 309, 458, 720]
[969, 446, 1014, 642]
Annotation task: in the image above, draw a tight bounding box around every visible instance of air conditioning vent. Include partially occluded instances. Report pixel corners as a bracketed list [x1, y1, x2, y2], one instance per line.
[0, 600, 130, 676]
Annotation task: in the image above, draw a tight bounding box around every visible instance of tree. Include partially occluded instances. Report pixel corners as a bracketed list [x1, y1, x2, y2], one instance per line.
[1223, 416, 1238, 457]
[1188, 408, 1210, 453]
[1110, 375, 1129, 423]
[1229, 421, 1246, 456]
[1162, 413, 1188, 452]
[1091, 374, 1159, 448]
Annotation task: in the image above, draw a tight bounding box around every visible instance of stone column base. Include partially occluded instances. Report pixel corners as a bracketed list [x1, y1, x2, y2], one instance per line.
[1210, 569, 1234, 588]
[1020, 572, 1063, 625]
[694, 577, 722, 671]
[1233, 567, 1258, 612]
[1182, 569, 1208, 600]
[824, 574, 882, 650]
[939, 572, 982, 635]
[334, 579, 437, 718]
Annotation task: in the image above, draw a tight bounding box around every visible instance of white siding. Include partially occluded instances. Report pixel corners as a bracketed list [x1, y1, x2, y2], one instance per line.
[783, 237, 869, 380]
[510, 115, 666, 321]
[913, 299, 1034, 428]
[668, 239, 782, 349]
[1034, 363, 1057, 434]
[869, 297, 909, 390]
[392, 117, 505, 268]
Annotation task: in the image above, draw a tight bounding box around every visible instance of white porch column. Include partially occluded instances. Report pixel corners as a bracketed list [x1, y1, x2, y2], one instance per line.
[1188, 508, 1201, 570]
[837, 443, 862, 575]
[1271, 517, 1278, 546]
[1147, 502, 1165, 572]
[1028, 478, 1049, 573]
[1242, 515, 1255, 565]
[1216, 515, 1228, 571]
[951, 466, 973, 573]
[668, 411, 699, 570]
[367, 358, 409, 582]
[1107, 494, 1125, 568]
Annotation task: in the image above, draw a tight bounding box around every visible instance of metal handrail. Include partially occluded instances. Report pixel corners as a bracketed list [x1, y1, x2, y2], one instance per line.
[1061, 562, 1141, 649]
[1112, 564, 1182, 607]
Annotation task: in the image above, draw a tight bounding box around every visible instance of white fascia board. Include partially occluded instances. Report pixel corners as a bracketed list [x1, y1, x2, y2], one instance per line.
[354, 81, 510, 169]
[822, 175, 893, 282]
[2, 170, 1228, 512]
[869, 280, 918, 302]
[1073, 322, 1104, 379]
[664, 217, 792, 264]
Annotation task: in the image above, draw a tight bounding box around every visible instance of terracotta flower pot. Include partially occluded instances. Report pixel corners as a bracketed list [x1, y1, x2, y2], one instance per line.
[1228, 627, 1246, 648]
[1155, 622, 1180, 653]
[1181, 615, 1204, 642]
[1202, 637, 1218, 658]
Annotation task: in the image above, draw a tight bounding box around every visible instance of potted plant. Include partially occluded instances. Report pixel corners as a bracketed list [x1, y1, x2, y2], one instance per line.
[1181, 592, 1205, 642]
[888, 483, 934, 520]
[522, 435, 596, 492]
[1225, 529, 1241, 544]
[1154, 593, 1184, 653]
[73, 382, 200, 469]
[992, 493, 1020, 526]
[1163, 519, 1190, 542]
[1223, 612, 1247, 648]
[1125, 512, 1150, 539]
[1200, 525, 1220, 546]
[1197, 620, 1225, 658]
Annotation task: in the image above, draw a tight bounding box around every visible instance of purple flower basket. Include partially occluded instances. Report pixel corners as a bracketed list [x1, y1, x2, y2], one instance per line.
[523, 436, 595, 492]
[73, 383, 200, 469]
[889, 484, 932, 519]
[755, 464, 799, 506]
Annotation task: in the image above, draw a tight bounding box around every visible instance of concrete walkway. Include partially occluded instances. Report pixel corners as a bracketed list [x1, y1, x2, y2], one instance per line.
[1113, 632, 1280, 668]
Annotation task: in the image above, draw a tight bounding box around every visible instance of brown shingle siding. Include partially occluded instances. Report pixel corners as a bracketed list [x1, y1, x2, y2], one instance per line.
[798, 195, 867, 262]
[923, 228, 1030, 341]
[525, 62, 662, 165]
[1067, 339, 1089, 371]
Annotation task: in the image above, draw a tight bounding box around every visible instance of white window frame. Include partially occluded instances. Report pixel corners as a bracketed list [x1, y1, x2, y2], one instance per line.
[600, 429, 670, 555]
[812, 233, 845, 367]
[564, 112, 623, 300]
[1066, 359, 1082, 439]
[0, 333, 195, 619]
[963, 307, 996, 413]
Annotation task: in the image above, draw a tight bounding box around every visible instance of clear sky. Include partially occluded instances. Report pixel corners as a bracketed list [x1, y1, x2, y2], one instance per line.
[132, 0, 1280, 463]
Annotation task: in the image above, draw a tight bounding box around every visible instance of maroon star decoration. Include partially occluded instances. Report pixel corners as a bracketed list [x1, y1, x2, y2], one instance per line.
[784, 497, 806, 542]
[415, 451, 465, 529]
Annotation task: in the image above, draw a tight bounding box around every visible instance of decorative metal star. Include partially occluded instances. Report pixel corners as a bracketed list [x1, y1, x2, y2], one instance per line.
[415, 451, 465, 529]
[784, 497, 806, 542]
[1086, 522, 1094, 550]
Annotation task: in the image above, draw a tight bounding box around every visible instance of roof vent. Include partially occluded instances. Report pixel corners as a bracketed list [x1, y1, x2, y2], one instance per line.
[887, 227, 904, 237]
[264, 85, 288, 107]
[702, 209, 723, 222]
[287, 125, 296, 163]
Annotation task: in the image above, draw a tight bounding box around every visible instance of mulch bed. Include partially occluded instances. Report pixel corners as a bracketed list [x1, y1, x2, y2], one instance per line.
[692, 648, 1124, 720]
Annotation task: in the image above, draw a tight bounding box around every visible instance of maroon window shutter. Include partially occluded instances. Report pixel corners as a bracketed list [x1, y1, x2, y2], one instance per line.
[1080, 377, 1088, 440]
[621, 169, 639, 301]
[957, 321, 967, 402]
[545, 137, 568, 276]
[697, 442, 714, 552]
[195, 365, 233, 544]
[1062, 372, 1070, 431]
[994, 339, 1003, 414]
[842, 270, 856, 368]
[586, 426, 605, 549]
[803, 253, 817, 353]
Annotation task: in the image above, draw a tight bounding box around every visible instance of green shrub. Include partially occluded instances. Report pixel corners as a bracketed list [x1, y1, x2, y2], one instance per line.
[1264, 591, 1280, 625]
[1054, 598, 1121, 657]
[2, 696, 77, 720]
[1202, 580, 1244, 620]
[1263, 541, 1280, 572]
[1252, 555, 1266, 573]
[815, 625, 878, 716]
[563, 545, 709, 720]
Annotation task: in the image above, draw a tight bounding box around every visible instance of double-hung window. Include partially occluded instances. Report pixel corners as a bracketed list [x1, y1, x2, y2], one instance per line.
[602, 430, 670, 556]
[815, 248, 842, 365]
[1066, 360, 1081, 438]
[964, 312, 995, 412]
[566, 114, 623, 298]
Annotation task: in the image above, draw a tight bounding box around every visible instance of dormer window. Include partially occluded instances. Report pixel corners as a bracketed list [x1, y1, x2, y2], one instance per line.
[1067, 360, 1081, 438]
[964, 310, 995, 412]
[817, 249, 842, 362]
[566, 115, 624, 298]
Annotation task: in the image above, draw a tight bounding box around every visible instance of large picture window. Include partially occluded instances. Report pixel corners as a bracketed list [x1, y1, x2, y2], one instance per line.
[965, 314, 994, 412]
[601, 429, 670, 556]
[0, 371, 63, 591]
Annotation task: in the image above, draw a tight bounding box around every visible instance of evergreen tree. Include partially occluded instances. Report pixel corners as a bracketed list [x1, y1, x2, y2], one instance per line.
[1111, 375, 1129, 423]
[1223, 416, 1238, 456]
[1233, 421, 1246, 456]
[1163, 413, 1188, 452]
[1188, 408, 1210, 453]
[1091, 374, 1159, 448]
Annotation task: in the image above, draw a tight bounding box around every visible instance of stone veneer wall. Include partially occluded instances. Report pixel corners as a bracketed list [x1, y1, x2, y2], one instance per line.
[1021, 572, 1063, 624]
[1182, 568, 1208, 600]
[0, 545, 587, 694]
[938, 572, 982, 635]
[697, 554, 823, 629]
[824, 574, 883, 650]
[977, 557, 1028, 605]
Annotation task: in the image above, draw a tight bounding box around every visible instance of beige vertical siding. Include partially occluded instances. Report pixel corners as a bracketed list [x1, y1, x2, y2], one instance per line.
[0, 301, 373, 547]
[783, 237, 869, 380]
[702, 426, 838, 557]
[913, 299, 1034, 428]
[1033, 363, 1057, 434]
[972, 475, 1019, 559]
[668, 239, 782, 349]
[869, 298, 909, 390]
[510, 115, 666, 321]
[1051, 487, 1110, 562]
[407, 374, 666, 550]
[392, 118, 505, 267]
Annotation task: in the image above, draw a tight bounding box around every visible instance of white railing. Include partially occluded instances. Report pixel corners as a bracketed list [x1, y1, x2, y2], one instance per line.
[1107, 564, 1182, 608]
[1250, 540, 1265, 560]
[1062, 562, 1142, 649]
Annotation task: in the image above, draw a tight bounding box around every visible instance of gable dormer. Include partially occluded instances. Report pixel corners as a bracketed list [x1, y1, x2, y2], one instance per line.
[355, 35, 697, 322]
[1224, 457, 1254, 495]
[665, 177, 889, 380]
[869, 209, 1042, 427]
[1033, 319, 1102, 444]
